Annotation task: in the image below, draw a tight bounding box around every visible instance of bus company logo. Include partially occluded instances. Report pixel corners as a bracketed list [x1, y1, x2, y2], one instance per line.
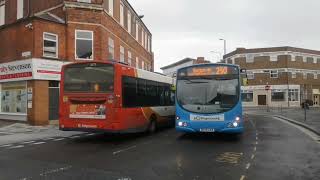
[190, 114, 224, 121]
[0, 64, 32, 73]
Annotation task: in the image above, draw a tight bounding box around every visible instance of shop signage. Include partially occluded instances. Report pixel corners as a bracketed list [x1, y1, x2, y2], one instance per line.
[0, 59, 66, 82]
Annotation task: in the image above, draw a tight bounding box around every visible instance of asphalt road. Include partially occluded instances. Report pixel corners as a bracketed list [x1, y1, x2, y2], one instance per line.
[0, 115, 319, 180]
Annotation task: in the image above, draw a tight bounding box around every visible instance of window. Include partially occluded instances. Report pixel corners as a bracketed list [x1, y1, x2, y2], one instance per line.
[291, 71, 296, 79]
[303, 57, 307, 62]
[247, 71, 254, 80]
[271, 90, 285, 101]
[17, 0, 23, 19]
[289, 89, 299, 102]
[270, 70, 278, 78]
[314, 73, 318, 79]
[136, 21, 139, 39]
[120, 3, 124, 26]
[148, 36, 151, 52]
[142, 61, 145, 70]
[136, 57, 139, 68]
[122, 76, 174, 108]
[246, 54, 254, 63]
[0, 4, 4, 26]
[313, 57, 317, 64]
[77, 0, 91, 3]
[144, 33, 147, 49]
[128, 51, 132, 66]
[127, 11, 131, 34]
[141, 29, 144, 46]
[303, 72, 307, 79]
[291, 55, 296, 61]
[120, 46, 125, 62]
[241, 92, 253, 102]
[108, 0, 113, 16]
[1, 82, 27, 114]
[75, 30, 93, 60]
[43, 32, 58, 58]
[108, 37, 114, 60]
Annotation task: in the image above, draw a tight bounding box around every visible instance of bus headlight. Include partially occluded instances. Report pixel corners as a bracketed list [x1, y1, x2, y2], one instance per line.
[233, 122, 238, 127]
[176, 116, 180, 120]
[178, 122, 183, 126]
[235, 117, 240, 122]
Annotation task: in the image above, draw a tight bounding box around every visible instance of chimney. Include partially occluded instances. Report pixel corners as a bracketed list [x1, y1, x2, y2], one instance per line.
[195, 57, 205, 64]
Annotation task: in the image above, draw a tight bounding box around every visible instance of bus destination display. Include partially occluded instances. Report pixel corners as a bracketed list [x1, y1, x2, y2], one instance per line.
[179, 66, 238, 77]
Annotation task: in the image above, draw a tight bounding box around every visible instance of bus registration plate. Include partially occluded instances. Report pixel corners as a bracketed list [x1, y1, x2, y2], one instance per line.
[200, 128, 215, 132]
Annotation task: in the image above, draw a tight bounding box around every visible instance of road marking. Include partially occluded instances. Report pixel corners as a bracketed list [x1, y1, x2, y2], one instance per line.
[32, 142, 46, 145]
[22, 141, 36, 144]
[70, 135, 81, 139]
[42, 137, 55, 140]
[216, 152, 243, 164]
[0, 144, 12, 148]
[53, 138, 65, 141]
[8, 145, 24, 149]
[256, 137, 258, 140]
[251, 154, 255, 160]
[113, 145, 137, 155]
[254, 147, 257, 151]
[255, 141, 259, 145]
[246, 163, 251, 169]
[40, 166, 72, 176]
[240, 175, 245, 180]
[85, 133, 95, 136]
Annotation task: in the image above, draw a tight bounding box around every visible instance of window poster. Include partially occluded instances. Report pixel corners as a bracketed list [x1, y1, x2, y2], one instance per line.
[1, 82, 27, 114]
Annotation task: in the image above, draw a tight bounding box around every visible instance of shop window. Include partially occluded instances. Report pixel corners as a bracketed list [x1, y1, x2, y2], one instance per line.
[271, 91, 285, 102]
[1, 82, 27, 114]
[241, 92, 253, 102]
[75, 30, 93, 60]
[120, 46, 125, 62]
[270, 70, 278, 78]
[289, 89, 299, 102]
[108, 37, 114, 60]
[43, 32, 58, 58]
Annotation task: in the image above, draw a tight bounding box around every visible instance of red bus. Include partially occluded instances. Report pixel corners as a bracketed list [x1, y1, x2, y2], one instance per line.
[59, 61, 175, 133]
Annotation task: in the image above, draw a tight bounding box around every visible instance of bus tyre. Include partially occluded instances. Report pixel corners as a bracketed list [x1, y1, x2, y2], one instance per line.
[148, 117, 157, 134]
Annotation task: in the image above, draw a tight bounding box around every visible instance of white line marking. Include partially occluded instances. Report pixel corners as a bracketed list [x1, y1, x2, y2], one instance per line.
[70, 136, 81, 139]
[113, 145, 137, 155]
[254, 147, 257, 151]
[251, 154, 255, 160]
[240, 175, 245, 180]
[39, 166, 72, 176]
[85, 133, 95, 136]
[42, 137, 55, 140]
[0, 144, 12, 148]
[8, 145, 24, 149]
[256, 137, 258, 140]
[22, 141, 36, 144]
[246, 163, 251, 169]
[256, 141, 259, 145]
[32, 142, 46, 145]
[53, 138, 65, 141]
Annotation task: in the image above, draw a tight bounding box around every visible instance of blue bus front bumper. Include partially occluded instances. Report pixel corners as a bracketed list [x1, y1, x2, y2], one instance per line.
[176, 126, 244, 133]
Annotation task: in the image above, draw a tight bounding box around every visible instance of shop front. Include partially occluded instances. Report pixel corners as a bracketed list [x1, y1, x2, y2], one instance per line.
[0, 59, 65, 125]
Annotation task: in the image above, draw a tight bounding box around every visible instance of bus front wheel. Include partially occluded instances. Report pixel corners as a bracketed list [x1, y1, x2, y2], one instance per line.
[147, 116, 157, 134]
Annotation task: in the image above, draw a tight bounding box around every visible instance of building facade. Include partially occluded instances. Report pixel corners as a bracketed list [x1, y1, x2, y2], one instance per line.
[224, 47, 320, 107]
[0, 0, 153, 125]
[161, 57, 210, 77]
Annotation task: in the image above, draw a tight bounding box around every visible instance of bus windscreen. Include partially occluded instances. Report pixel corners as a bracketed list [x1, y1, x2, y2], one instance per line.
[64, 63, 114, 93]
[177, 65, 240, 114]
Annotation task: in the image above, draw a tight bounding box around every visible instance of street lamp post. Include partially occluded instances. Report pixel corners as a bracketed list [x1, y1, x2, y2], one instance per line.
[219, 39, 227, 56]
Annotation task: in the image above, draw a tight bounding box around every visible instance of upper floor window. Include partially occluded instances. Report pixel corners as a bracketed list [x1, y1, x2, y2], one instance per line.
[128, 51, 132, 66]
[313, 57, 317, 64]
[120, 3, 124, 26]
[291, 71, 296, 79]
[142, 61, 145, 70]
[247, 71, 254, 80]
[314, 73, 318, 79]
[246, 54, 254, 63]
[0, 3, 5, 26]
[148, 36, 151, 52]
[270, 70, 278, 78]
[141, 29, 144, 46]
[127, 11, 131, 34]
[303, 72, 307, 79]
[108, 0, 114, 16]
[75, 30, 93, 60]
[77, 0, 91, 3]
[144, 33, 147, 49]
[136, 57, 139, 68]
[17, 0, 23, 19]
[120, 46, 125, 62]
[303, 57, 307, 63]
[43, 32, 58, 58]
[108, 37, 114, 60]
[136, 21, 139, 40]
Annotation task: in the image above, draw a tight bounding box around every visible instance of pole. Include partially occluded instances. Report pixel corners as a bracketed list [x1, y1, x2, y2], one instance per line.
[224, 39, 227, 56]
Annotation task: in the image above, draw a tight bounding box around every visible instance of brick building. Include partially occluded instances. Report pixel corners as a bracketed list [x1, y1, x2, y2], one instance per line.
[224, 47, 320, 107]
[161, 57, 210, 77]
[0, 0, 153, 125]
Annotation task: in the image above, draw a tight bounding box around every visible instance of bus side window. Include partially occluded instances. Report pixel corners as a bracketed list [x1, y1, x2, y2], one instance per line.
[158, 84, 165, 106]
[137, 79, 146, 107]
[122, 76, 137, 107]
[170, 91, 175, 105]
[164, 85, 171, 106]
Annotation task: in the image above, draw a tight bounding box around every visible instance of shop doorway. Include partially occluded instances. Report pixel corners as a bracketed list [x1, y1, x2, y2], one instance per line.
[49, 81, 60, 120]
[258, 95, 267, 106]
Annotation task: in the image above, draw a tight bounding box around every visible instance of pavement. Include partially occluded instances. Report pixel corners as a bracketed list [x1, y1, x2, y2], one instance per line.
[245, 107, 320, 134]
[0, 114, 319, 180]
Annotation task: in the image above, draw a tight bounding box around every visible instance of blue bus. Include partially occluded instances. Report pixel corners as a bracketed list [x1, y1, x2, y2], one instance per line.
[175, 63, 243, 134]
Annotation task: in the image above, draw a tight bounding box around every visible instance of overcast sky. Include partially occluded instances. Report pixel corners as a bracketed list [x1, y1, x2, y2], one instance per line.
[128, 0, 320, 72]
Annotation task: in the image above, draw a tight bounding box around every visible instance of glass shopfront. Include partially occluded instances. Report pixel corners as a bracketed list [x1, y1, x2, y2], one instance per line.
[0, 81, 27, 114]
